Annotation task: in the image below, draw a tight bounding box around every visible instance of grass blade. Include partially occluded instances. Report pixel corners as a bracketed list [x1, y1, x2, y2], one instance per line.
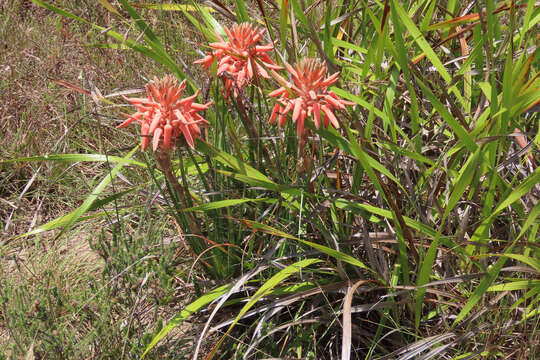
[141, 284, 233, 358]
[0, 154, 145, 167]
[208, 258, 322, 358]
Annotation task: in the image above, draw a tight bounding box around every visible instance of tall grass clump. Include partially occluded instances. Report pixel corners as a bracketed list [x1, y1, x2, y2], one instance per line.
[1, 0, 538, 358]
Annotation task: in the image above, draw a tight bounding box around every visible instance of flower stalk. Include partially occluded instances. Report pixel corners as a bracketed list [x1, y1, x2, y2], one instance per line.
[155, 151, 201, 236]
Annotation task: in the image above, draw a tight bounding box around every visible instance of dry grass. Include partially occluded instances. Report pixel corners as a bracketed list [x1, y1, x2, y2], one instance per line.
[0, 2, 202, 357]
[0, 1, 163, 236]
[1, 1, 538, 359]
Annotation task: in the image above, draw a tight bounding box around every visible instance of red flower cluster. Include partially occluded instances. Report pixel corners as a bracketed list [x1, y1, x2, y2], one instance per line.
[118, 75, 212, 151]
[268, 58, 354, 137]
[194, 23, 281, 97]
[119, 24, 353, 154]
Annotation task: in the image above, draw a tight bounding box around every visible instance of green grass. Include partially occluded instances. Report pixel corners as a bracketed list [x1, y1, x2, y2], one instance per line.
[1, 0, 539, 359]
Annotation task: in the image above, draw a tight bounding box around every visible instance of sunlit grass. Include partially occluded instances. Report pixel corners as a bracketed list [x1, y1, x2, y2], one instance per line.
[1, 0, 538, 359]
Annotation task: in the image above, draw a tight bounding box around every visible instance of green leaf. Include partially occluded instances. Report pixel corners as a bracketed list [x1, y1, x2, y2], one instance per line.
[118, 0, 162, 48]
[487, 280, 540, 292]
[241, 219, 375, 274]
[509, 285, 540, 313]
[490, 254, 540, 272]
[391, 0, 451, 83]
[141, 284, 233, 358]
[415, 78, 477, 152]
[130, 3, 215, 12]
[332, 87, 385, 119]
[10, 189, 136, 241]
[238, 259, 321, 318]
[453, 256, 508, 325]
[299, 238, 375, 275]
[332, 37, 367, 54]
[314, 124, 403, 192]
[17, 147, 138, 241]
[215, 170, 279, 192]
[453, 209, 538, 325]
[97, 0, 120, 15]
[415, 232, 441, 328]
[289, 0, 309, 28]
[278, 0, 289, 51]
[443, 148, 481, 221]
[234, 0, 249, 22]
[183, 198, 275, 212]
[0, 153, 146, 167]
[210, 259, 322, 357]
[117, 0, 192, 84]
[467, 168, 540, 254]
[333, 200, 441, 240]
[188, 0, 225, 40]
[58, 148, 137, 235]
[492, 167, 540, 215]
[197, 140, 273, 183]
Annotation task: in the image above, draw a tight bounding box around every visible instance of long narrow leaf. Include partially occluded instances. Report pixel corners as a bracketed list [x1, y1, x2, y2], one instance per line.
[209, 259, 322, 357]
[141, 284, 233, 358]
[0, 153, 145, 167]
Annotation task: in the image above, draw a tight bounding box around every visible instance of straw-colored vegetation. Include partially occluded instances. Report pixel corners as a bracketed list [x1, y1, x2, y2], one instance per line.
[1, 0, 539, 359]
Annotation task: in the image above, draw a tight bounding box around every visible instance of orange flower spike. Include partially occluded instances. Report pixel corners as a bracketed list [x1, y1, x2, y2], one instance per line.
[324, 93, 345, 110]
[118, 75, 212, 151]
[193, 54, 214, 69]
[278, 113, 287, 127]
[329, 90, 355, 106]
[163, 124, 173, 149]
[269, 104, 281, 125]
[148, 113, 161, 134]
[177, 90, 200, 108]
[292, 98, 303, 123]
[255, 44, 274, 52]
[148, 82, 162, 103]
[321, 104, 339, 128]
[255, 61, 269, 78]
[152, 127, 163, 151]
[268, 87, 286, 98]
[312, 102, 321, 129]
[268, 58, 353, 137]
[117, 112, 142, 129]
[141, 123, 150, 150]
[195, 23, 282, 96]
[297, 109, 307, 136]
[321, 72, 340, 87]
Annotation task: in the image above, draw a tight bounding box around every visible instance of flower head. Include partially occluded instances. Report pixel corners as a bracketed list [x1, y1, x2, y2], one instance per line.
[194, 23, 282, 97]
[118, 75, 212, 151]
[268, 58, 354, 137]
